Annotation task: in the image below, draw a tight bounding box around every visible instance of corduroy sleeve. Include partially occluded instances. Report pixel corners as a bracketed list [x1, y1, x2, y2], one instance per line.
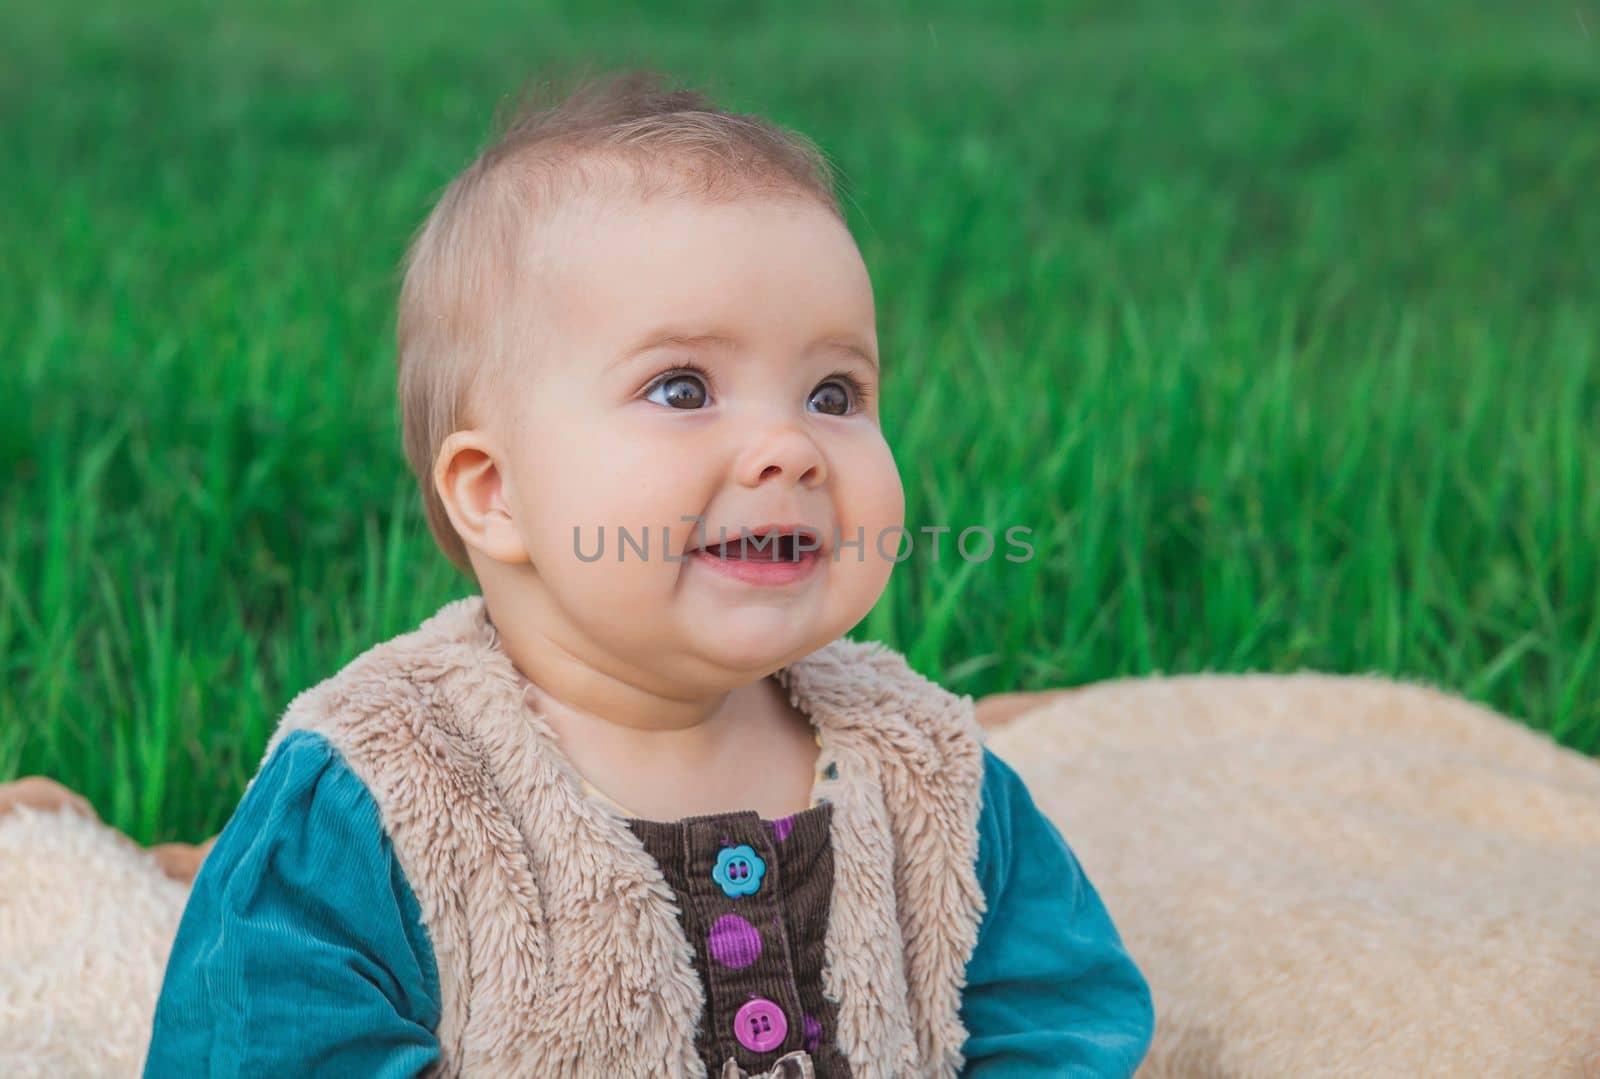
[143, 729, 442, 1078]
[958, 747, 1155, 1078]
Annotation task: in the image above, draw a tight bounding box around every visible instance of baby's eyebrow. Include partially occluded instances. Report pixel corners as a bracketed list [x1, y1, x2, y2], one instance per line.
[633, 332, 738, 354]
[612, 331, 879, 370]
[814, 337, 880, 370]
[609, 332, 736, 371]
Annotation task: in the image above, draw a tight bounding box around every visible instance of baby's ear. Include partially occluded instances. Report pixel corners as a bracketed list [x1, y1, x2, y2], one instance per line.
[434, 430, 532, 565]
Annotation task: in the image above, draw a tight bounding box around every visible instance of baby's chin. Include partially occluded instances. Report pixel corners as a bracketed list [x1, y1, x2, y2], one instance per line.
[683, 604, 845, 676]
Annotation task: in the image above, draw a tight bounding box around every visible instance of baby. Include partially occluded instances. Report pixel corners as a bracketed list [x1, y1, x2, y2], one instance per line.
[143, 70, 1154, 1077]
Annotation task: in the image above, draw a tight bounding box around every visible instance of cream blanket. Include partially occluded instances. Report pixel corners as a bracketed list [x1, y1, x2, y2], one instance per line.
[984, 672, 1600, 1078]
[1, 671, 1597, 1077]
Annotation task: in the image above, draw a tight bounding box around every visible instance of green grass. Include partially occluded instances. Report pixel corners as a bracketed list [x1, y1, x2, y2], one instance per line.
[2, 0, 1597, 845]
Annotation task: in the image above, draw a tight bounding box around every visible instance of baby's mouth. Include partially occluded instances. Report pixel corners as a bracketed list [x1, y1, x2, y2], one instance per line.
[689, 525, 826, 562]
[696, 533, 806, 562]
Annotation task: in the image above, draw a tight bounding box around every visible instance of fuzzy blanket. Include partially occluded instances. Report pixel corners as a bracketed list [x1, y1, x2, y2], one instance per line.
[983, 672, 1600, 1078]
[1, 672, 1597, 1077]
[0, 803, 188, 1077]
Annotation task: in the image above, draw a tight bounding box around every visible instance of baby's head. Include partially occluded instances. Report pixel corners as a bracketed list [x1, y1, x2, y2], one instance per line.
[396, 71, 903, 691]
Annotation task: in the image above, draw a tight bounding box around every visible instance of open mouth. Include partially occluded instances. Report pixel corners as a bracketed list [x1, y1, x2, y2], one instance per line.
[687, 525, 824, 586]
[691, 521, 825, 560]
[698, 532, 811, 562]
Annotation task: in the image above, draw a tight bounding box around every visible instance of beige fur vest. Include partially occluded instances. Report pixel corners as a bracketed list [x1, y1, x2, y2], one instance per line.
[257, 596, 988, 1077]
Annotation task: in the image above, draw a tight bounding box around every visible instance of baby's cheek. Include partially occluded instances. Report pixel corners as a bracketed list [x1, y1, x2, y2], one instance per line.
[847, 442, 906, 537]
[536, 531, 681, 649]
[825, 453, 903, 597]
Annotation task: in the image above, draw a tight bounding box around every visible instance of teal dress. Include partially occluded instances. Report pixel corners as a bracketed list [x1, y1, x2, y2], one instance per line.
[144, 731, 1154, 1078]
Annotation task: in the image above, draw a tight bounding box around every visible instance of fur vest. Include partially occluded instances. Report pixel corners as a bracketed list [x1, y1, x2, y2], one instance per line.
[258, 595, 988, 1077]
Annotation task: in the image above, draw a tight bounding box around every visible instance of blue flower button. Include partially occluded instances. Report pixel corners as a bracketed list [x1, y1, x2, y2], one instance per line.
[712, 845, 766, 898]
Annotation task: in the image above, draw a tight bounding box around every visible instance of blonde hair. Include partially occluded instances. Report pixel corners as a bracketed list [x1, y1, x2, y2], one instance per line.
[396, 68, 846, 579]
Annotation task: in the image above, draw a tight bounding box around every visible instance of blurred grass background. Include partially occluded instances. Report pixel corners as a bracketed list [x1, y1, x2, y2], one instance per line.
[2, 0, 1597, 844]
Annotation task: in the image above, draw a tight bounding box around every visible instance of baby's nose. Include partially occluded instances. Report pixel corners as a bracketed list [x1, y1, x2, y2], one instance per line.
[735, 421, 827, 488]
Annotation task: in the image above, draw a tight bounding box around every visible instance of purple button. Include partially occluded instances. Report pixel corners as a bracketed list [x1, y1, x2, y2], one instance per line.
[733, 997, 788, 1053]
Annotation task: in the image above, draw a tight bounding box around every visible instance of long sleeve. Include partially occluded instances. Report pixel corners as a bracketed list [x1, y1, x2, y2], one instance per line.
[143, 729, 442, 1078]
[959, 747, 1155, 1078]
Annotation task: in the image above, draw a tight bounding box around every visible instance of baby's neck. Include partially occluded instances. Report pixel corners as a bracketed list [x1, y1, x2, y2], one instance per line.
[481, 591, 825, 819]
[549, 673, 821, 821]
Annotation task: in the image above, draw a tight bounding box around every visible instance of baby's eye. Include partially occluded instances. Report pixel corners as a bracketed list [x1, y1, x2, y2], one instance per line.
[808, 377, 865, 416]
[646, 370, 710, 410]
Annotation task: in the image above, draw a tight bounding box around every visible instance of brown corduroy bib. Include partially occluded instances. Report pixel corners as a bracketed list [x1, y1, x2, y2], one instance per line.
[258, 596, 988, 1077]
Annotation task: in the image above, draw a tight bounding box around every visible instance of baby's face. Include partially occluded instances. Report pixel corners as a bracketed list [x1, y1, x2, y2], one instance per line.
[478, 191, 903, 680]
